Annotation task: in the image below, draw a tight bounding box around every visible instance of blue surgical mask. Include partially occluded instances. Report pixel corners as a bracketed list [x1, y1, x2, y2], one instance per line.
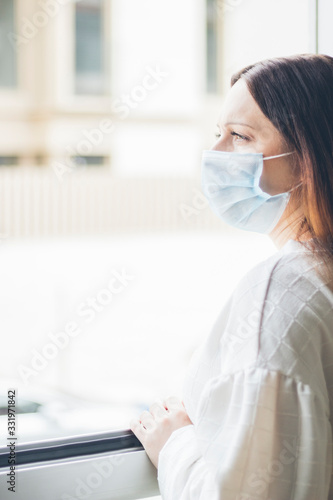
[201, 149, 301, 234]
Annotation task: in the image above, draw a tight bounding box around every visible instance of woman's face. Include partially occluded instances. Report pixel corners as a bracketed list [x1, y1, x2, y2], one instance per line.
[212, 78, 300, 196]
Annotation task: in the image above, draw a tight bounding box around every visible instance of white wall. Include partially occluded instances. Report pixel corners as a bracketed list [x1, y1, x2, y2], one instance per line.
[108, 0, 207, 176]
[318, 0, 333, 55]
[220, 0, 315, 94]
[110, 0, 206, 116]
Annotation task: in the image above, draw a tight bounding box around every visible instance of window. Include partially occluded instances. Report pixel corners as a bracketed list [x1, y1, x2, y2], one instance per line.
[0, 156, 19, 166]
[71, 155, 107, 166]
[206, 0, 219, 94]
[0, 0, 17, 88]
[0, 430, 160, 499]
[75, 0, 106, 95]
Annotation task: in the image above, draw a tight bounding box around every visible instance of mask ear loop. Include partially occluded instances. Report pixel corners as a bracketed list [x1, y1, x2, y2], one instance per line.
[263, 151, 302, 192]
[263, 151, 296, 160]
[288, 181, 303, 192]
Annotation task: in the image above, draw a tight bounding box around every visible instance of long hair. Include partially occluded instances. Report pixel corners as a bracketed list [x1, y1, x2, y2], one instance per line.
[231, 54, 333, 285]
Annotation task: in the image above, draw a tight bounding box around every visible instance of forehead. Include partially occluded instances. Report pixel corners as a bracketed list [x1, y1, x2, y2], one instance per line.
[218, 78, 274, 132]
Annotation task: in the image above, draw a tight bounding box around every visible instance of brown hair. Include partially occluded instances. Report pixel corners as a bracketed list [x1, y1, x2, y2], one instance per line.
[231, 54, 333, 285]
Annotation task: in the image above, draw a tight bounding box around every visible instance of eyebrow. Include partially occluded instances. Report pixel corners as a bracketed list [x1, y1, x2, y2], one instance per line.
[217, 122, 256, 130]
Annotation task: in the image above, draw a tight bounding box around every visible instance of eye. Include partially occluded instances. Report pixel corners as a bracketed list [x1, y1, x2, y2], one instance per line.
[214, 130, 250, 141]
[230, 131, 249, 141]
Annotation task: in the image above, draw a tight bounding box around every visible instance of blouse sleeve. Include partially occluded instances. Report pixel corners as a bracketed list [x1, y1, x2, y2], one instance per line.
[157, 367, 332, 500]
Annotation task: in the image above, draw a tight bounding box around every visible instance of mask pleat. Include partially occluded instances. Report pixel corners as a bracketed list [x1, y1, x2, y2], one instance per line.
[201, 150, 292, 234]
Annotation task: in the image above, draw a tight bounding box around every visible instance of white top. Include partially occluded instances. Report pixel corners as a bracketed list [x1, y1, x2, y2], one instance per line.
[157, 239, 333, 500]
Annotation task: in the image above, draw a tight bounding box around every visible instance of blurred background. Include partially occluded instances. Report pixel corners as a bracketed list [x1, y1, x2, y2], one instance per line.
[0, 0, 330, 447]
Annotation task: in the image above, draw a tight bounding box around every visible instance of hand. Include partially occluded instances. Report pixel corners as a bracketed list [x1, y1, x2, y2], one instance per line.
[130, 396, 193, 468]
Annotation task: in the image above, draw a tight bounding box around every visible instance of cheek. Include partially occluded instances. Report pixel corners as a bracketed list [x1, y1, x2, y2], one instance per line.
[259, 160, 294, 195]
[258, 126, 277, 147]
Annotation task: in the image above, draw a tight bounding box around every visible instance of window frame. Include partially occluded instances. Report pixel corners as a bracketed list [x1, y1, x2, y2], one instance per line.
[0, 430, 160, 500]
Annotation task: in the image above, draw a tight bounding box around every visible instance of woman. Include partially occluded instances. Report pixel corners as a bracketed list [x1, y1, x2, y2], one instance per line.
[130, 54, 333, 499]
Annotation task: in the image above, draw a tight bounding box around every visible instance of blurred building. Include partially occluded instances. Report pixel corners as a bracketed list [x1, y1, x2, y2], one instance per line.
[0, 0, 316, 237]
[0, 0, 220, 172]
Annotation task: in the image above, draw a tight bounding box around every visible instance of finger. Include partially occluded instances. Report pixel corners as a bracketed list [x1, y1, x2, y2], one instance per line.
[163, 396, 183, 412]
[139, 410, 155, 430]
[149, 401, 168, 419]
[129, 418, 145, 442]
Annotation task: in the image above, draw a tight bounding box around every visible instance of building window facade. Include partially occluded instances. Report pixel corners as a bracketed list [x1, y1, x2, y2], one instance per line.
[0, 0, 17, 88]
[75, 0, 106, 95]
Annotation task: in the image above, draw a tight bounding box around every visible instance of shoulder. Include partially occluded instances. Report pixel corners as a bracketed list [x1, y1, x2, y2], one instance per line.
[230, 239, 314, 294]
[229, 244, 287, 305]
[215, 245, 291, 373]
[233, 239, 330, 310]
[261, 239, 333, 323]
[257, 240, 333, 394]
[226, 240, 300, 320]
[220, 240, 332, 375]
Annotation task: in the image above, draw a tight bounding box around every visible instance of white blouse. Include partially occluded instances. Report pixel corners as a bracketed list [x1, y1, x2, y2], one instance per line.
[157, 239, 333, 500]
